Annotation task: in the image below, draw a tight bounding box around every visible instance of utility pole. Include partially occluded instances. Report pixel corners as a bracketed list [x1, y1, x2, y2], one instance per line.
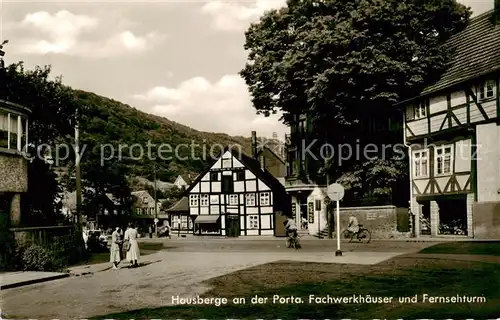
[75, 110, 82, 232]
[326, 158, 333, 239]
[154, 163, 158, 237]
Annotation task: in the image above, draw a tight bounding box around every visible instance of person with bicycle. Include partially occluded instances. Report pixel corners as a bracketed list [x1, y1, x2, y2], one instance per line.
[348, 215, 360, 235]
[284, 217, 298, 246]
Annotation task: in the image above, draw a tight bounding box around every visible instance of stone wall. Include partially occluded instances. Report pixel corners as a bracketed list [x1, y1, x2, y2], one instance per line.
[336, 205, 410, 239]
[10, 225, 85, 268]
[0, 151, 28, 193]
[473, 201, 500, 239]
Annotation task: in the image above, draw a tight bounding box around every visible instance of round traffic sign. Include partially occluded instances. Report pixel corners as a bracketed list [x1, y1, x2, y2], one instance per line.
[327, 183, 345, 201]
[154, 218, 159, 224]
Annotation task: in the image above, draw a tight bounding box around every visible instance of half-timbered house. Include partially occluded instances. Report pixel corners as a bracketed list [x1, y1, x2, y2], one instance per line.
[397, 7, 500, 238]
[185, 147, 290, 237]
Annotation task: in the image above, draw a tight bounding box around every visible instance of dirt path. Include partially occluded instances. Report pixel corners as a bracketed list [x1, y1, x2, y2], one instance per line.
[0, 250, 402, 319]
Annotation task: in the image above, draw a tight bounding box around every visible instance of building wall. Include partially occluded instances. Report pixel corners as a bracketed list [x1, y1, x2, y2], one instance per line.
[259, 148, 286, 178]
[0, 152, 28, 193]
[188, 150, 278, 236]
[473, 201, 500, 239]
[337, 206, 409, 239]
[476, 123, 500, 202]
[405, 77, 499, 138]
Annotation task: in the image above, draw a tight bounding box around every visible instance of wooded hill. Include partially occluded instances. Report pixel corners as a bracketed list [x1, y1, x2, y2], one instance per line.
[70, 90, 254, 184]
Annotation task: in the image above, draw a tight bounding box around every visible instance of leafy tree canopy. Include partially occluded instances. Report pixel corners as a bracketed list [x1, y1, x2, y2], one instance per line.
[241, 0, 471, 133]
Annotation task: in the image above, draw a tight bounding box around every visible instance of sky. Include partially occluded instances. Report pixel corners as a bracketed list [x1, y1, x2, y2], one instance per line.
[0, 0, 495, 139]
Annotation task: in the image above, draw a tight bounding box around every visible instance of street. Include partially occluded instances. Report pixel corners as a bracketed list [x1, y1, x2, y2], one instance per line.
[0, 238, 437, 319]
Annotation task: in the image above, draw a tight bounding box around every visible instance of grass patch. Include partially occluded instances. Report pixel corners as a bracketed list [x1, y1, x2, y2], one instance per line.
[72, 242, 168, 266]
[419, 241, 500, 256]
[93, 255, 500, 319]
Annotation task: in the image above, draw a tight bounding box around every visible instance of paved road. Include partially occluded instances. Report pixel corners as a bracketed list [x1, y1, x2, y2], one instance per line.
[0, 239, 436, 319]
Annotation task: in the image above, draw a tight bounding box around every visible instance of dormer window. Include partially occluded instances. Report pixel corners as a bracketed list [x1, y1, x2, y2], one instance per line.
[414, 101, 427, 119]
[477, 80, 496, 101]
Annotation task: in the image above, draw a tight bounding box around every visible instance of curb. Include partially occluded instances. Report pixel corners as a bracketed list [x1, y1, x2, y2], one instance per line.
[0, 273, 70, 290]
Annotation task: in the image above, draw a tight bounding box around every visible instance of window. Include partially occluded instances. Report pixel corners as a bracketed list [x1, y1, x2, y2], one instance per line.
[229, 194, 238, 205]
[413, 150, 429, 177]
[200, 194, 209, 206]
[222, 158, 231, 167]
[435, 145, 453, 175]
[235, 171, 245, 181]
[477, 80, 496, 100]
[210, 195, 219, 204]
[414, 101, 427, 119]
[315, 200, 321, 211]
[259, 192, 270, 206]
[210, 172, 219, 181]
[222, 175, 234, 193]
[189, 194, 199, 206]
[142, 197, 148, 204]
[248, 215, 259, 229]
[246, 193, 256, 206]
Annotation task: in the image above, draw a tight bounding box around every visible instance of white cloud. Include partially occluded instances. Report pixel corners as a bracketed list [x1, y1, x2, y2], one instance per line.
[201, 0, 493, 31]
[201, 0, 286, 31]
[132, 75, 287, 138]
[10, 10, 164, 57]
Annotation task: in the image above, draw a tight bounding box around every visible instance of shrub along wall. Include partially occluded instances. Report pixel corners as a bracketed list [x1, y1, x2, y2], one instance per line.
[7, 225, 86, 271]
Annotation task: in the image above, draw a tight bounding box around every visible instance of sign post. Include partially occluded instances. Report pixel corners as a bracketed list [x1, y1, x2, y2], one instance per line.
[327, 183, 345, 256]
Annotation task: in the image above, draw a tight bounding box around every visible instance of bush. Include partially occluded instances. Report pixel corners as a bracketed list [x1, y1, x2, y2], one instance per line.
[21, 244, 65, 272]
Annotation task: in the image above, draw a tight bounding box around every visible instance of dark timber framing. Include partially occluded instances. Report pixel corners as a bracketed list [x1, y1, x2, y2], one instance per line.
[184, 147, 288, 237]
[398, 9, 500, 238]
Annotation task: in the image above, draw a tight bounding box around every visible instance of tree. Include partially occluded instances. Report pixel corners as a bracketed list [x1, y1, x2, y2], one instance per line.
[241, 0, 471, 198]
[1, 43, 79, 224]
[161, 186, 185, 210]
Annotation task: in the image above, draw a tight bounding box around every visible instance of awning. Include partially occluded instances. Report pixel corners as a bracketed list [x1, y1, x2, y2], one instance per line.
[194, 215, 220, 224]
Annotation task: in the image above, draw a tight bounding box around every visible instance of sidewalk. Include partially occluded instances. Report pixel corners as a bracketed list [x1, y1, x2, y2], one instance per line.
[1, 271, 69, 290]
[143, 234, 498, 242]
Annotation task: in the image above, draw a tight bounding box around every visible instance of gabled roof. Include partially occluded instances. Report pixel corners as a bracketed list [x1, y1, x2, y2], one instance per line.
[397, 9, 500, 104]
[105, 193, 121, 205]
[166, 196, 189, 212]
[184, 147, 287, 196]
[256, 145, 285, 165]
[131, 190, 153, 198]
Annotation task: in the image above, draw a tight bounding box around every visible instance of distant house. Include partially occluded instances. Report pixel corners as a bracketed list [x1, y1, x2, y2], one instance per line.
[185, 147, 291, 237]
[165, 196, 193, 233]
[131, 190, 168, 227]
[173, 174, 192, 189]
[60, 190, 126, 229]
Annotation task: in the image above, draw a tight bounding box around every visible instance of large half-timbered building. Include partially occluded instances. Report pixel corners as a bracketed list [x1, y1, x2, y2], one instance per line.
[397, 7, 500, 238]
[185, 147, 290, 236]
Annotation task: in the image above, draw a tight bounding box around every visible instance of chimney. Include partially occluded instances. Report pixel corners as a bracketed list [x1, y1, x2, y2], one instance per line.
[251, 131, 258, 159]
[495, 0, 500, 25]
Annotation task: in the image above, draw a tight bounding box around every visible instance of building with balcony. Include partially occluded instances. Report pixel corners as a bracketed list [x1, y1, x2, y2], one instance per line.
[0, 99, 30, 227]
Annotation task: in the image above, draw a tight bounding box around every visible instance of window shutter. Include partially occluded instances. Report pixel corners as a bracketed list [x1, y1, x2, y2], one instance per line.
[406, 105, 415, 121]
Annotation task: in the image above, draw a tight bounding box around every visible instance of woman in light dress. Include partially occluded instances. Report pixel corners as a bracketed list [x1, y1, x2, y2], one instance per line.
[124, 222, 140, 268]
[110, 226, 122, 269]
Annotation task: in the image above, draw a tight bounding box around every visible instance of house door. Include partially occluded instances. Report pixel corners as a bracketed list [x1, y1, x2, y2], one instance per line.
[226, 214, 240, 237]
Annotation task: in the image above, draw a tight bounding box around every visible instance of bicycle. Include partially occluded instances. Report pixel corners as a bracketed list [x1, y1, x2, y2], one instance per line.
[285, 232, 302, 249]
[342, 224, 371, 243]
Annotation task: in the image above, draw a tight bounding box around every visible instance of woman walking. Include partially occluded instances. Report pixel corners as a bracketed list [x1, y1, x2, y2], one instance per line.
[124, 222, 140, 268]
[110, 226, 122, 270]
